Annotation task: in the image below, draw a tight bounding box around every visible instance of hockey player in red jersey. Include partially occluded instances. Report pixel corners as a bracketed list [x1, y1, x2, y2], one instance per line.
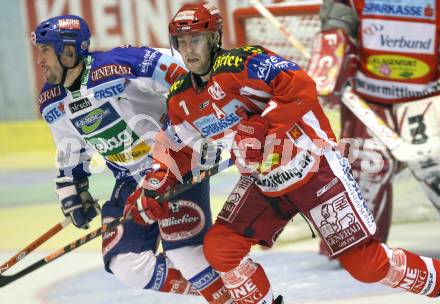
[307, 0, 440, 250]
[126, 2, 440, 303]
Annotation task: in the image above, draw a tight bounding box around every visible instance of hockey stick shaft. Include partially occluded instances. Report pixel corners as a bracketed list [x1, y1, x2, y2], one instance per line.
[0, 217, 71, 275]
[0, 158, 233, 287]
[249, 0, 311, 59]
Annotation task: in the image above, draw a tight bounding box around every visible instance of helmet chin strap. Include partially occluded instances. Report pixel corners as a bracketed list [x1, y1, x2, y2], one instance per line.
[56, 54, 83, 86]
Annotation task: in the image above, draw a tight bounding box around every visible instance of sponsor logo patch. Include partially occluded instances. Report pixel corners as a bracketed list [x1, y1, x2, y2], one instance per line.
[91, 64, 132, 82]
[169, 79, 185, 95]
[102, 216, 123, 257]
[189, 267, 219, 290]
[106, 142, 151, 163]
[310, 192, 369, 255]
[139, 49, 160, 74]
[212, 52, 244, 73]
[93, 80, 125, 100]
[159, 200, 205, 241]
[39, 86, 63, 105]
[68, 98, 92, 113]
[218, 176, 254, 222]
[316, 177, 339, 197]
[363, 0, 435, 20]
[72, 102, 119, 135]
[256, 151, 315, 192]
[286, 124, 305, 143]
[85, 120, 139, 156]
[362, 19, 435, 54]
[43, 101, 65, 123]
[248, 54, 300, 83]
[355, 71, 438, 99]
[366, 55, 430, 80]
[193, 112, 240, 138]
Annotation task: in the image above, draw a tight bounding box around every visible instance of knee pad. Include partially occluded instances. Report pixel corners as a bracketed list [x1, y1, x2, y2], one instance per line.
[204, 224, 253, 272]
[338, 239, 389, 283]
[109, 251, 156, 289]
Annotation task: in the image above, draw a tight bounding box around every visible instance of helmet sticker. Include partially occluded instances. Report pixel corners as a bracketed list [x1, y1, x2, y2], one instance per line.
[57, 19, 81, 30]
[174, 10, 196, 22]
[80, 40, 88, 51]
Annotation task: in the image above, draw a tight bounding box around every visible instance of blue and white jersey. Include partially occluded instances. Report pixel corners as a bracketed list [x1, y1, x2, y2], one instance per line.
[38, 46, 186, 179]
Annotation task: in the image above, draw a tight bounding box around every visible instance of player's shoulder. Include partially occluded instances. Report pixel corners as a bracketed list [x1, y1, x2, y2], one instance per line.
[90, 46, 180, 85]
[88, 48, 135, 85]
[38, 82, 67, 114]
[211, 45, 268, 75]
[167, 73, 193, 101]
[92, 45, 174, 66]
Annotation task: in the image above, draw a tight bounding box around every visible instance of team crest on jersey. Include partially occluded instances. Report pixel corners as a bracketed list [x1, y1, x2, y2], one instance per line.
[159, 200, 205, 241]
[207, 82, 226, 100]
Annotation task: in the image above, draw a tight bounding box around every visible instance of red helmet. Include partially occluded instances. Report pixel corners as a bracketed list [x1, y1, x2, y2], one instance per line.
[169, 2, 223, 49]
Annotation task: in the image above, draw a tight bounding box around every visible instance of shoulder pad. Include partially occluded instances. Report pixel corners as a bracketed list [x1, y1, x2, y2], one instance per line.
[89, 49, 138, 84]
[212, 46, 267, 75]
[38, 83, 66, 113]
[167, 74, 192, 100]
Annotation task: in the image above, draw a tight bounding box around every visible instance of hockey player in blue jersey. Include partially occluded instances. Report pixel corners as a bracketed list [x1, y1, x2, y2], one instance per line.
[31, 15, 231, 303]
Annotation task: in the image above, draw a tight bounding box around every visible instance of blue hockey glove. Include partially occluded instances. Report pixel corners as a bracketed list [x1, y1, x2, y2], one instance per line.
[55, 177, 99, 229]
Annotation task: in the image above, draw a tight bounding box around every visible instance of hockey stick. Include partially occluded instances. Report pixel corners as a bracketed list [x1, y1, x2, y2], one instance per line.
[0, 217, 72, 275]
[249, 0, 311, 59]
[341, 86, 440, 162]
[0, 158, 233, 287]
[0, 200, 100, 276]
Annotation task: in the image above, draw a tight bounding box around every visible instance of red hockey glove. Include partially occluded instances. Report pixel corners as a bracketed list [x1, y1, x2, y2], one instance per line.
[233, 115, 269, 166]
[124, 188, 170, 225]
[123, 172, 177, 225]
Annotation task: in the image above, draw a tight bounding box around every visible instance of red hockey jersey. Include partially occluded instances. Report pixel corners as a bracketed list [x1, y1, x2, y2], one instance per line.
[154, 46, 337, 196]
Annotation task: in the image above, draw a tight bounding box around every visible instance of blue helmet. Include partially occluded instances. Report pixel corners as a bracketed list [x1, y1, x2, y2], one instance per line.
[31, 15, 91, 58]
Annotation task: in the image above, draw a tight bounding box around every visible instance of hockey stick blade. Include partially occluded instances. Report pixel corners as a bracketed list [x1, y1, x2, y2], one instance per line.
[341, 87, 440, 162]
[0, 159, 233, 287]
